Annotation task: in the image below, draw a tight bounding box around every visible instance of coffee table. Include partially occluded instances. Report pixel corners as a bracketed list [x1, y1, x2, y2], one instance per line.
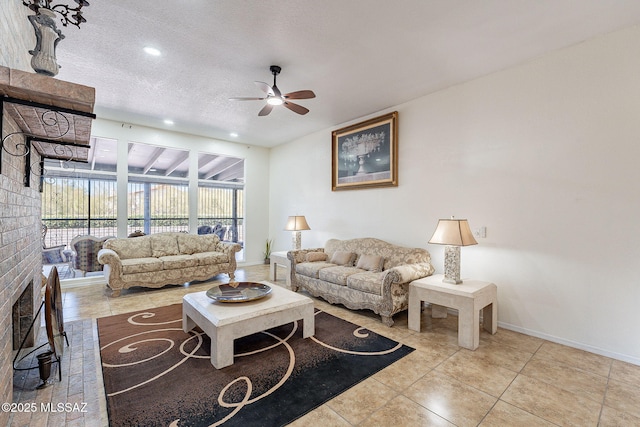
[182, 281, 315, 369]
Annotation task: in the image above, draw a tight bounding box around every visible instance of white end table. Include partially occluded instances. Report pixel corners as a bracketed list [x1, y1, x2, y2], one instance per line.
[269, 251, 291, 287]
[183, 281, 314, 369]
[408, 274, 497, 350]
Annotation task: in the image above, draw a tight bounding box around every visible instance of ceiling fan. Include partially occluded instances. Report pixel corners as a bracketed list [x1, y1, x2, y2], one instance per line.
[229, 65, 315, 116]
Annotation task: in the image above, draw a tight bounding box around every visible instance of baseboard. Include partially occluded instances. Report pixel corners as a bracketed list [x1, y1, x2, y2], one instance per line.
[237, 261, 268, 267]
[497, 321, 640, 366]
[423, 303, 639, 366]
[61, 275, 107, 289]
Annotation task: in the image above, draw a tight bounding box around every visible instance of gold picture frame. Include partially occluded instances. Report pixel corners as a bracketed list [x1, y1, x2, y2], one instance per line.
[331, 111, 398, 191]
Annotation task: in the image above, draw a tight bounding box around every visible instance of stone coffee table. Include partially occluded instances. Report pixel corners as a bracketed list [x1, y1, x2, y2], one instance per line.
[182, 281, 315, 369]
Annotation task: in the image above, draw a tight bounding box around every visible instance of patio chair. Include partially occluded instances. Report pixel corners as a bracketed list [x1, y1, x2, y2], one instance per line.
[212, 223, 227, 240]
[69, 235, 115, 277]
[42, 224, 73, 278]
[197, 225, 212, 235]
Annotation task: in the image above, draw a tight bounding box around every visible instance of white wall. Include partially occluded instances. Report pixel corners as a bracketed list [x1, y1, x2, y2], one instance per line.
[91, 119, 271, 265]
[0, 1, 32, 71]
[269, 25, 640, 364]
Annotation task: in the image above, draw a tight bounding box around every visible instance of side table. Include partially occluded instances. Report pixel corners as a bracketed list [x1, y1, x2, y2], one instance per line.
[408, 274, 497, 350]
[269, 251, 291, 287]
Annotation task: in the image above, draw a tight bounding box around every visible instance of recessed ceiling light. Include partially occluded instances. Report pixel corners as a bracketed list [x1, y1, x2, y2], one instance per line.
[164, 119, 174, 125]
[230, 132, 238, 138]
[144, 46, 161, 56]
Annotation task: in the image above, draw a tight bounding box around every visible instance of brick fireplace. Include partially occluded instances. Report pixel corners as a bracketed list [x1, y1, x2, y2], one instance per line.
[0, 66, 95, 425]
[12, 280, 36, 350]
[0, 109, 43, 423]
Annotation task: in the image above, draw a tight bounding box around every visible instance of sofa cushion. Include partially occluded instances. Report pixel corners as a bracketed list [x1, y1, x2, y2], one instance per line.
[160, 254, 199, 270]
[305, 251, 328, 262]
[151, 234, 180, 257]
[347, 271, 385, 295]
[104, 237, 152, 259]
[318, 266, 364, 286]
[201, 234, 221, 252]
[329, 251, 356, 266]
[192, 251, 229, 266]
[121, 257, 163, 274]
[356, 254, 385, 272]
[295, 261, 335, 278]
[177, 234, 207, 255]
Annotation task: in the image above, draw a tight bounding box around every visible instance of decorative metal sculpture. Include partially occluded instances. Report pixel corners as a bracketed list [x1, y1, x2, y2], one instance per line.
[22, 1, 90, 76]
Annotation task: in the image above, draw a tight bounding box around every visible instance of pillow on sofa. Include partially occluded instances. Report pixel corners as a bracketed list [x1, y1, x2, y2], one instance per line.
[201, 234, 221, 252]
[150, 234, 180, 257]
[330, 251, 356, 266]
[177, 234, 205, 255]
[356, 254, 385, 272]
[306, 252, 328, 262]
[104, 237, 152, 259]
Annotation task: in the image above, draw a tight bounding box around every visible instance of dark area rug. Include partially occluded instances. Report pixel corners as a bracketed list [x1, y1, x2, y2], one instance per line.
[97, 303, 413, 427]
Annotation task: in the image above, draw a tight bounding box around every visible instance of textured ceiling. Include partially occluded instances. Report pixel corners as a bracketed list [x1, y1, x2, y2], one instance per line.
[52, 1, 640, 147]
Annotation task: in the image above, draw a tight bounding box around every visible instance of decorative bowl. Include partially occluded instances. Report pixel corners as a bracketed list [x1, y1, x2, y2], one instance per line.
[206, 282, 272, 303]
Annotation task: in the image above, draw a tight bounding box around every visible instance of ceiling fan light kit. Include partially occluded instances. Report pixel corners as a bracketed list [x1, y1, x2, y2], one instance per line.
[230, 65, 315, 116]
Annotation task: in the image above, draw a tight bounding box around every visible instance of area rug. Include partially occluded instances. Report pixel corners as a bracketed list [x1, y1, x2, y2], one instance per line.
[97, 303, 413, 427]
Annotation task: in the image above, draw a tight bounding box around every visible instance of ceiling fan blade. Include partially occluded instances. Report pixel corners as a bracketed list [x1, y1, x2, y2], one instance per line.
[228, 97, 266, 101]
[283, 90, 316, 100]
[258, 103, 274, 116]
[254, 81, 274, 96]
[283, 101, 309, 115]
[271, 84, 282, 98]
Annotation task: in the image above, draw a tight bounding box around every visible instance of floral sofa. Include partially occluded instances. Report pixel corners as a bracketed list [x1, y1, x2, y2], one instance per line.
[98, 232, 241, 297]
[288, 237, 434, 326]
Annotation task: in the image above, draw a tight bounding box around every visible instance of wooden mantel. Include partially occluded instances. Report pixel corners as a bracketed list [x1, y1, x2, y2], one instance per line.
[0, 65, 96, 162]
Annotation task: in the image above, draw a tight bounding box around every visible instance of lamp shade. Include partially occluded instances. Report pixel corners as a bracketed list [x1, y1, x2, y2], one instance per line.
[429, 219, 477, 246]
[284, 216, 310, 231]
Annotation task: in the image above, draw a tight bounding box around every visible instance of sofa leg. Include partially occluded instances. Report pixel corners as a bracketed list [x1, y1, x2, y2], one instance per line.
[380, 315, 394, 327]
[111, 289, 121, 297]
[229, 271, 235, 280]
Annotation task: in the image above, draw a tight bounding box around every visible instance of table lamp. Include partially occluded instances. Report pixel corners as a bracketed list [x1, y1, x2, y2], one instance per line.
[428, 217, 477, 284]
[284, 216, 310, 250]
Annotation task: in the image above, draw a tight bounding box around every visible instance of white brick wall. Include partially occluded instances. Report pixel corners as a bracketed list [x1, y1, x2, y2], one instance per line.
[0, 1, 35, 71]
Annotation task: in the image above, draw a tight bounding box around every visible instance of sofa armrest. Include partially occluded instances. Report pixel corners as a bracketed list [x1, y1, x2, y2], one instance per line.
[98, 248, 124, 282]
[386, 262, 435, 284]
[215, 241, 242, 259]
[98, 248, 121, 267]
[287, 248, 325, 265]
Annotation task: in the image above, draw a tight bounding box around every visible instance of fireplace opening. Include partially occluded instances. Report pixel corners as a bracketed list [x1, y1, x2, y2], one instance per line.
[12, 280, 35, 350]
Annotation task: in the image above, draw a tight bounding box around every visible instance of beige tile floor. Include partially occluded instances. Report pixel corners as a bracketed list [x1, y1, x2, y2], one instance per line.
[11, 265, 640, 426]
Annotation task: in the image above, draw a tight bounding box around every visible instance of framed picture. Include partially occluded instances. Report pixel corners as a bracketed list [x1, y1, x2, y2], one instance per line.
[331, 111, 398, 191]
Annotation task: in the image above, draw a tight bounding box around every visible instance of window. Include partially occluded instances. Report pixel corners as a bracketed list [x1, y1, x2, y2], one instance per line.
[127, 181, 189, 235]
[41, 138, 245, 257]
[198, 185, 244, 243]
[197, 151, 245, 246]
[42, 177, 117, 247]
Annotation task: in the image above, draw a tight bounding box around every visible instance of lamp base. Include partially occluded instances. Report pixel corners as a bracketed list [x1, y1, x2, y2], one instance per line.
[443, 245, 463, 284]
[291, 231, 302, 250]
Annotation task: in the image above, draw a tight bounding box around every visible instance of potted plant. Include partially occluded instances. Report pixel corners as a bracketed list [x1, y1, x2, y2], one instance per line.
[263, 238, 273, 264]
